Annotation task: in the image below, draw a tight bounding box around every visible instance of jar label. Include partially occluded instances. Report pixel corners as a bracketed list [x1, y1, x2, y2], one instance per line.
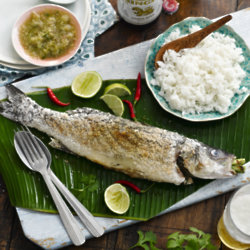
[118, 0, 162, 25]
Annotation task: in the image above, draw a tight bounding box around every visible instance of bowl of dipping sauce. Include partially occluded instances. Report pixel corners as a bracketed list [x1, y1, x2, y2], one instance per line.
[12, 4, 82, 67]
[217, 183, 250, 249]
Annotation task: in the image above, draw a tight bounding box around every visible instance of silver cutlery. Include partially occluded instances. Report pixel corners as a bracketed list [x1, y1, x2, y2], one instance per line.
[14, 129, 104, 245]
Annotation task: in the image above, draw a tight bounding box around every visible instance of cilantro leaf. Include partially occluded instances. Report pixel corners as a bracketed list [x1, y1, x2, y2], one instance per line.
[167, 232, 186, 249]
[71, 174, 100, 203]
[130, 230, 161, 250]
[166, 238, 182, 250]
[130, 228, 217, 250]
[166, 227, 217, 250]
[185, 238, 200, 250]
[88, 181, 99, 192]
[80, 174, 99, 192]
[189, 227, 204, 238]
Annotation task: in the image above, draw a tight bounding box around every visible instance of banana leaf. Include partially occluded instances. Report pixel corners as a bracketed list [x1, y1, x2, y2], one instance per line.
[0, 79, 249, 221]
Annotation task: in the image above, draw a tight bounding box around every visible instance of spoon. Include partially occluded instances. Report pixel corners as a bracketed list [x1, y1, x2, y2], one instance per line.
[47, 0, 77, 5]
[14, 130, 85, 246]
[14, 130, 104, 238]
[154, 15, 232, 68]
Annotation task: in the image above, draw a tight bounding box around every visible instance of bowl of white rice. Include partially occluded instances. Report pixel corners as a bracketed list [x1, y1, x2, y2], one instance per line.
[145, 17, 249, 122]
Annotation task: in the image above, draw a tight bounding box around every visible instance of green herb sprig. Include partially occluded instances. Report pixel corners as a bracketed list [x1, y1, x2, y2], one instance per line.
[130, 227, 217, 250]
[130, 230, 160, 250]
[166, 227, 217, 250]
[71, 174, 100, 202]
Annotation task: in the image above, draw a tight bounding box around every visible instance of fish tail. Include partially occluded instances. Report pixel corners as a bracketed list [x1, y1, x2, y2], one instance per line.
[0, 85, 42, 126]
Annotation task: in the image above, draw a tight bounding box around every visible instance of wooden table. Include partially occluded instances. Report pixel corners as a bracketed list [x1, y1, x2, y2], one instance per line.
[0, 0, 249, 249]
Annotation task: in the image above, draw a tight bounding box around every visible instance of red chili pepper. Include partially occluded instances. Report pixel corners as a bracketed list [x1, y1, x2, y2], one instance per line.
[115, 180, 141, 193]
[134, 72, 141, 106]
[47, 88, 70, 106]
[115, 180, 155, 193]
[123, 100, 137, 121]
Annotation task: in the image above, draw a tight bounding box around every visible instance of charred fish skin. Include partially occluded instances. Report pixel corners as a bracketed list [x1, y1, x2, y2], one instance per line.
[177, 139, 235, 179]
[0, 85, 236, 185]
[0, 85, 42, 125]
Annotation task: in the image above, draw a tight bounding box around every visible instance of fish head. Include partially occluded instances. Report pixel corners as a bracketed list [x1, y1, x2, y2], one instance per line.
[178, 140, 236, 179]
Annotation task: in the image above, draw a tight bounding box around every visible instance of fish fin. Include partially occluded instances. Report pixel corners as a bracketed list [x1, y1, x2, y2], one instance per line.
[0, 85, 25, 121]
[49, 138, 74, 154]
[6, 84, 26, 99]
[49, 138, 66, 150]
[0, 85, 41, 124]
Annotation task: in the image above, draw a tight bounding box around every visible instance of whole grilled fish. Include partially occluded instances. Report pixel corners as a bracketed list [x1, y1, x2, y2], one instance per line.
[0, 85, 238, 185]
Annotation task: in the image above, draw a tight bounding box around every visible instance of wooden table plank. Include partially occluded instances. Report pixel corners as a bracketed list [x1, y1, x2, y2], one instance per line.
[0, 176, 14, 249]
[95, 0, 238, 56]
[0, 0, 249, 249]
[238, 0, 250, 9]
[64, 195, 227, 250]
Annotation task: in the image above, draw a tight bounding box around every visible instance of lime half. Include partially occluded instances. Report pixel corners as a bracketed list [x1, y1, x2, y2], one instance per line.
[104, 83, 131, 97]
[71, 71, 102, 98]
[100, 94, 124, 116]
[104, 183, 130, 214]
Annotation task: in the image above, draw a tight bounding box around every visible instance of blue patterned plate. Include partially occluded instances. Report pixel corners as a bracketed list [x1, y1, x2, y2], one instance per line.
[144, 17, 250, 122]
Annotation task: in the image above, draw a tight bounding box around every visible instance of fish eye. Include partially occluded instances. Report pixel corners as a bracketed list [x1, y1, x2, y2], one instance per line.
[211, 149, 218, 157]
[210, 149, 224, 158]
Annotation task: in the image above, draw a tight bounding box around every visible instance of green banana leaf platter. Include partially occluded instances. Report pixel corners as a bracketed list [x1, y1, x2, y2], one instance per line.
[0, 79, 249, 221]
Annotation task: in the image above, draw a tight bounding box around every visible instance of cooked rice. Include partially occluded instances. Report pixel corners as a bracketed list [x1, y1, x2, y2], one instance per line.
[151, 26, 246, 114]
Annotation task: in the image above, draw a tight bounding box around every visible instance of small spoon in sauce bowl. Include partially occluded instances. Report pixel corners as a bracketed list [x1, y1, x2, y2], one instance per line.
[154, 15, 232, 69]
[46, 0, 78, 5]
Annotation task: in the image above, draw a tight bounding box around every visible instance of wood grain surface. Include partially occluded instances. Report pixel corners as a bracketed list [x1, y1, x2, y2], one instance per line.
[0, 0, 249, 249]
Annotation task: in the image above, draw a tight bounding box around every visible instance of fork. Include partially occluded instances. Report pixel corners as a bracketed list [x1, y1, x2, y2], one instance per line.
[14, 130, 87, 246]
[15, 129, 104, 238]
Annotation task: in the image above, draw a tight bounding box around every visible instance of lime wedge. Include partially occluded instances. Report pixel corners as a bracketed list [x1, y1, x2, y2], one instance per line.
[104, 83, 131, 97]
[100, 94, 124, 117]
[104, 183, 130, 214]
[71, 71, 102, 98]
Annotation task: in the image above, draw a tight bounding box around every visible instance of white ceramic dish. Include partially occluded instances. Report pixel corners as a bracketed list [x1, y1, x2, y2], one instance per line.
[0, 60, 40, 70]
[47, 0, 77, 4]
[12, 4, 82, 67]
[0, 0, 91, 68]
[145, 17, 250, 122]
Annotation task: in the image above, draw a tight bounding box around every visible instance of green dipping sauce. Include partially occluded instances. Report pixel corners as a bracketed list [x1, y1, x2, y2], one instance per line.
[19, 10, 77, 59]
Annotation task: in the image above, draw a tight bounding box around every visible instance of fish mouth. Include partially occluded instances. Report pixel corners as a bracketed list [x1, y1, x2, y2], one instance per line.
[176, 143, 242, 182]
[176, 155, 194, 184]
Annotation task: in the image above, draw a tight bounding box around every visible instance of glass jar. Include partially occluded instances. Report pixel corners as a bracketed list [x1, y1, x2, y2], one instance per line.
[217, 184, 250, 249]
[117, 0, 162, 25]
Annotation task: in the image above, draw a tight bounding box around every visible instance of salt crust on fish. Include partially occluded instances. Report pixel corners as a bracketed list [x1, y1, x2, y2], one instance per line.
[0, 85, 236, 185]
